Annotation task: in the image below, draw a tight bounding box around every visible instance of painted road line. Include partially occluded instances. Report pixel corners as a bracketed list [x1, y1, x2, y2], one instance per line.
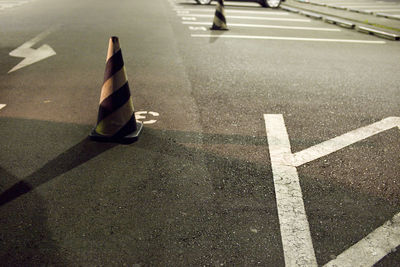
[210, 1, 260, 7]
[175, 8, 290, 15]
[265, 115, 400, 266]
[324, 212, 400, 267]
[291, 117, 400, 167]
[191, 34, 387, 44]
[0, 104, 6, 110]
[0, 3, 14, 8]
[362, 9, 400, 11]
[8, 27, 57, 73]
[135, 111, 159, 125]
[326, 1, 397, 4]
[177, 14, 311, 22]
[183, 21, 341, 31]
[346, 5, 400, 9]
[264, 114, 318, 267]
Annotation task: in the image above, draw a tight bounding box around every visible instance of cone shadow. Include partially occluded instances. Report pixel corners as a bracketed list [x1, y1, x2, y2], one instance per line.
[0, 137, 117, 207]
[208, 30, 227, 43]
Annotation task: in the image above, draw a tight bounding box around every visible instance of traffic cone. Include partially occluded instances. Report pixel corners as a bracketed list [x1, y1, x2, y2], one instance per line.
[90, 36, 143, 144]
[210, 0, 228, 30]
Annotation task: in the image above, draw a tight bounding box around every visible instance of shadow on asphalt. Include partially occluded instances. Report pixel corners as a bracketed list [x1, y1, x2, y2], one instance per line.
[1, 117, 398, 265]
[0, 138, 117, 207]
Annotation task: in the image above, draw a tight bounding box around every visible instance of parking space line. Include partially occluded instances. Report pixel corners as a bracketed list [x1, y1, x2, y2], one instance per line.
[324, 212, 400, 267]
[177, 14, 311, 22]
[346, 5, 400, 8]
[363, 9, 400, 12]
[265, 115, 400, 266]
[191, 34, 386, 44]
[209, 1, 261, 7]
[174, 8, 290, 15]
[292, 117, 400, 166]
[183, 21, 341, 31]
[264, 114, 318, 267]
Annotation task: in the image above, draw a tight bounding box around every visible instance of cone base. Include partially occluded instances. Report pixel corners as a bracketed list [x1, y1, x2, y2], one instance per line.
[89, 121, 143, 144]
[210, 25, 229, 31]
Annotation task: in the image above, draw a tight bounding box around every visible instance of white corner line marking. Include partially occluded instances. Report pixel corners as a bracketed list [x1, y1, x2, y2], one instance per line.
[324, 212, 400, 267]
[192, 34, 386, 44]
[8, 26, 58, 73]
[0, 104, 6, 110]
[264, 114, 318, 267]
[183, 21, 341, 31]
[292, 117, 400, 166]
[265, 115, 400, 266]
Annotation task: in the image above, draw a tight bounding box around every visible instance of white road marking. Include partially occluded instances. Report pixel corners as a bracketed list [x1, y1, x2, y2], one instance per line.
[264, 114, 318, 267]
[362, 8, 400, 11]
[0, 0, 29, 10]
[291, 117, 400, 166]
[177, 13, 311, 22]
[8, 27, 57, 73]
[189, 26, 207, 31]
[208, 1, 261, 7]
[191, 34, 386, 44]
[265, 115, 400, 266]
[325, 2, 383, 4]
[346, 5, 400, 8]
[324, 212, 400, 267]
[174, 8, 290, 15]
[0, 104, 6, 110]
[135, 111, 159, 125]
[183, 21, 341, 31]
[182, 17, 196, 21]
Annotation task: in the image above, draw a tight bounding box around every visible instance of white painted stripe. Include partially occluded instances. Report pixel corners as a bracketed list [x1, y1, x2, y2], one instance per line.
[211, 2, 260, 7]
[264, 114, 318, 267]
[324, 212, 400, 267]
[346, 5, 400, 8]
[177, 14, 311, 22]
[363, 9, 400, 11]
[0, 3, 16, 8]
[183, 21, 341, 31]
[175, 8, 289, 15]
[191, 34, 387, 44]
[0, 104, 6, 110]
[292, 117, 400, 167]
[324, 2, 381, 4]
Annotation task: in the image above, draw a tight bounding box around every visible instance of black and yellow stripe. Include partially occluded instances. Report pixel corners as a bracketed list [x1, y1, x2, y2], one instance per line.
[210, 0, 228, 31]
[90, 37, 142, 143]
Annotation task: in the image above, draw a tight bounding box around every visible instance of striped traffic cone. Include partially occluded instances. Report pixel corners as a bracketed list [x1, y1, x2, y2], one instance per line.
[90, 36, 143, 144]
[210, 0, 228, 30]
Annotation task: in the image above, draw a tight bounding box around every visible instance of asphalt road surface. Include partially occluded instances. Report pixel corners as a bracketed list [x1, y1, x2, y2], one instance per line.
[0, 0, 399, 266]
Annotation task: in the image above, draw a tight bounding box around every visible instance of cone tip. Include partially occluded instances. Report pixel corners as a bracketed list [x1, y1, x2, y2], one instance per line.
[111, 36, 119, 43]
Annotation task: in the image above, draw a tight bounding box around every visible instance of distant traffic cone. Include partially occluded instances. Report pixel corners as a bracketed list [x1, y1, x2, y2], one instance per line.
[210, 0, 228, 30]
[90, 36, 143, 143]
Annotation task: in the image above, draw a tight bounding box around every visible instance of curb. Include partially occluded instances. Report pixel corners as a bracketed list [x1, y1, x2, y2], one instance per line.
[294, 0, 400, 20]
[324, 16, 355, 29]
[299, 10, 323, 19]
[376, 13, 400, 21]
[357, 26, 400, 41]
[281, 4, 400, 41]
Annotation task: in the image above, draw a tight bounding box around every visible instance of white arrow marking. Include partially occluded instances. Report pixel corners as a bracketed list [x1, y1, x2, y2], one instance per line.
[0, 104, 6, 110]
[8, 28, 56, 73]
